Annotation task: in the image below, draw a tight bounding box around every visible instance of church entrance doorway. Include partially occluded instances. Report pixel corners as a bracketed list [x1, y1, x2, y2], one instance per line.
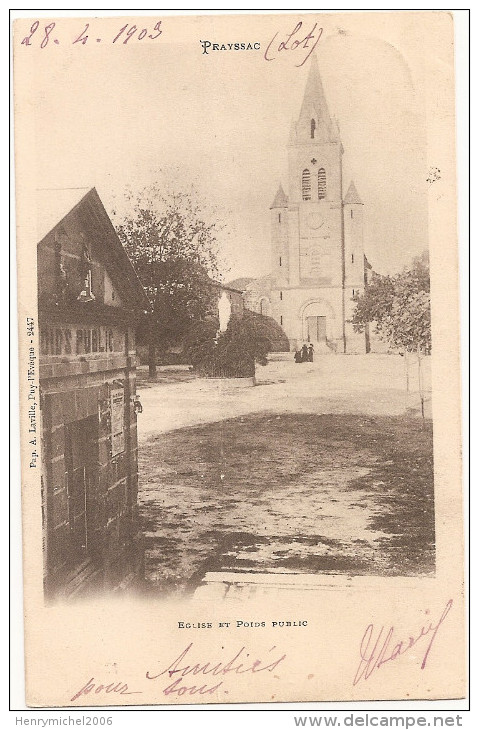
[306, 315, 326, 343]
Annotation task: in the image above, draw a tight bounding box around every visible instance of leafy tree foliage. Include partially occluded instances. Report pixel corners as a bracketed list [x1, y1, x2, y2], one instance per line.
[113, 184, 225, 376]
[352, 252, 431, 417]
[184, 313, 269, 380]
[352, 251, 431, 355]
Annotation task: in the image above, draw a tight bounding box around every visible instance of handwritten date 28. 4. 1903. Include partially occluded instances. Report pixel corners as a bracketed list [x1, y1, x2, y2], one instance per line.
[20, 20, 163, 49]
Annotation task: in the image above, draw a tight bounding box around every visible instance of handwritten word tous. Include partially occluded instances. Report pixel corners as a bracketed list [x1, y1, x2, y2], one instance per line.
[146, 642, 287, 697]
[200, 41, 260, 55]
[20, 20, 163, 48]
[353, 599, 453, 686]
[264, 21, 323, 67]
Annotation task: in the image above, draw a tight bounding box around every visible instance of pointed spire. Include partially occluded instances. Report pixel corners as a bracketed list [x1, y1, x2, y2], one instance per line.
[289, 116, 297, 143]
[296, 53, 338, 143]
[344, 181, 363, 205]
[270, 183, 288, 209]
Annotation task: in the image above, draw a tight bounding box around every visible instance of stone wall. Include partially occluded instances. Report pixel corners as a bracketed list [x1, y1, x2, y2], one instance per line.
[40, 328, 143, 600]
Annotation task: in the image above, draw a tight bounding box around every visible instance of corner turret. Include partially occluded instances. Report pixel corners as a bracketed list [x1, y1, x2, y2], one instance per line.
[343, 180, 363, 205]
[270, 183, 289, 209]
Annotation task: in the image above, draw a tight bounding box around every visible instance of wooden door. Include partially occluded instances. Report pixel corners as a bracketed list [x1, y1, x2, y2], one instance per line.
[64, 416, 97, 563]
[306, 316, 326, 343]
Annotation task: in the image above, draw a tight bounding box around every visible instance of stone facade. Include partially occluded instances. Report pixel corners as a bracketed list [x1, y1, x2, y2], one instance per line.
[247, 55, 369, 354]
[37, 188, 149, 599]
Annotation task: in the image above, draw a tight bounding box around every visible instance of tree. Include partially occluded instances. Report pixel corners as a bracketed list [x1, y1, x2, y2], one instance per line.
[113, 183, 225, 377]
[352, 252, 431, 417]
[184, 313, 269, 381]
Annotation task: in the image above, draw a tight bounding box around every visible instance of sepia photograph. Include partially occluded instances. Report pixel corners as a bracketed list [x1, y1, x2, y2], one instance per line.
[13, 10, 465, 707]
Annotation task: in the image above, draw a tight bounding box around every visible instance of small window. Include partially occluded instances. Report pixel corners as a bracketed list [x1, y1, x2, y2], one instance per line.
[278, 213, 281, 223]
[279, 256, 282, 267]
[351, 209, 353, 219]
[352, 289, 355, 297]
[351, 254, 354, 264]
[310, 118, 316, 139]
[318, 168, 326, 199]
[280, 291, 283, 300]
[280, 315, 283, 325]
[302, 169, 311, 201]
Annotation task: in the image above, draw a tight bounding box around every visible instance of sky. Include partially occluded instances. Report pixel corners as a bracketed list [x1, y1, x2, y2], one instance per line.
[21, 12, 438, 281]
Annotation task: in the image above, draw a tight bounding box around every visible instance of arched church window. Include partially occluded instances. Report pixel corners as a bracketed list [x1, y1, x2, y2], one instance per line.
[302, 169, 311, 201]
[318, 168, 326, 199]
[311, 119, 316, 139]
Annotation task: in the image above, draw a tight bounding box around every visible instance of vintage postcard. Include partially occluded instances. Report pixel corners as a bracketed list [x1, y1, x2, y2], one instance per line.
[13, 11, 465, 707]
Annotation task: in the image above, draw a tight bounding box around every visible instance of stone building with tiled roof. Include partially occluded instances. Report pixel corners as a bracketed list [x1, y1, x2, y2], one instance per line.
[37, 187, 149, 599]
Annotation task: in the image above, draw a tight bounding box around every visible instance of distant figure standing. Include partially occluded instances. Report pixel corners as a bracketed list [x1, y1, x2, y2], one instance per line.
[301, 344, 309, 363]
[308, 343, 314, 362]
[294, 350, 302, 363]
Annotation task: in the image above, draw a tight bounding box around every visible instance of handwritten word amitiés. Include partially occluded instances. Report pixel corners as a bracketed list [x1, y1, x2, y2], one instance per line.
[353, 599, 453, 685]
[20, 20, 163, 49]
[264, 21, 323, 67]
[146, 642, 286, 697]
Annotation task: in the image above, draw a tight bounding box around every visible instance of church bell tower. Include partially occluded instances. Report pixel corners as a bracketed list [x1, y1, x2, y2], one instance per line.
[269, 54, 367, 353]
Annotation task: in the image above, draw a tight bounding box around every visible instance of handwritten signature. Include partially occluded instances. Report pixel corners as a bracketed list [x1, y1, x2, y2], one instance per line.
[353, 599, 453, 685]
[264, 21, 323, 67]
[146, 642, 287, 697]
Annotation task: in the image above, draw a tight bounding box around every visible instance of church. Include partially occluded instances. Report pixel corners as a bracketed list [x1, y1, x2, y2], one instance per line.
[237, 55, 371, 354]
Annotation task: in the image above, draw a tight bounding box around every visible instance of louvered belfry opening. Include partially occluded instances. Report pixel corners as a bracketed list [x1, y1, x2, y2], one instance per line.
[302, 169, 311, 201]
[318, 168, 326, 199]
